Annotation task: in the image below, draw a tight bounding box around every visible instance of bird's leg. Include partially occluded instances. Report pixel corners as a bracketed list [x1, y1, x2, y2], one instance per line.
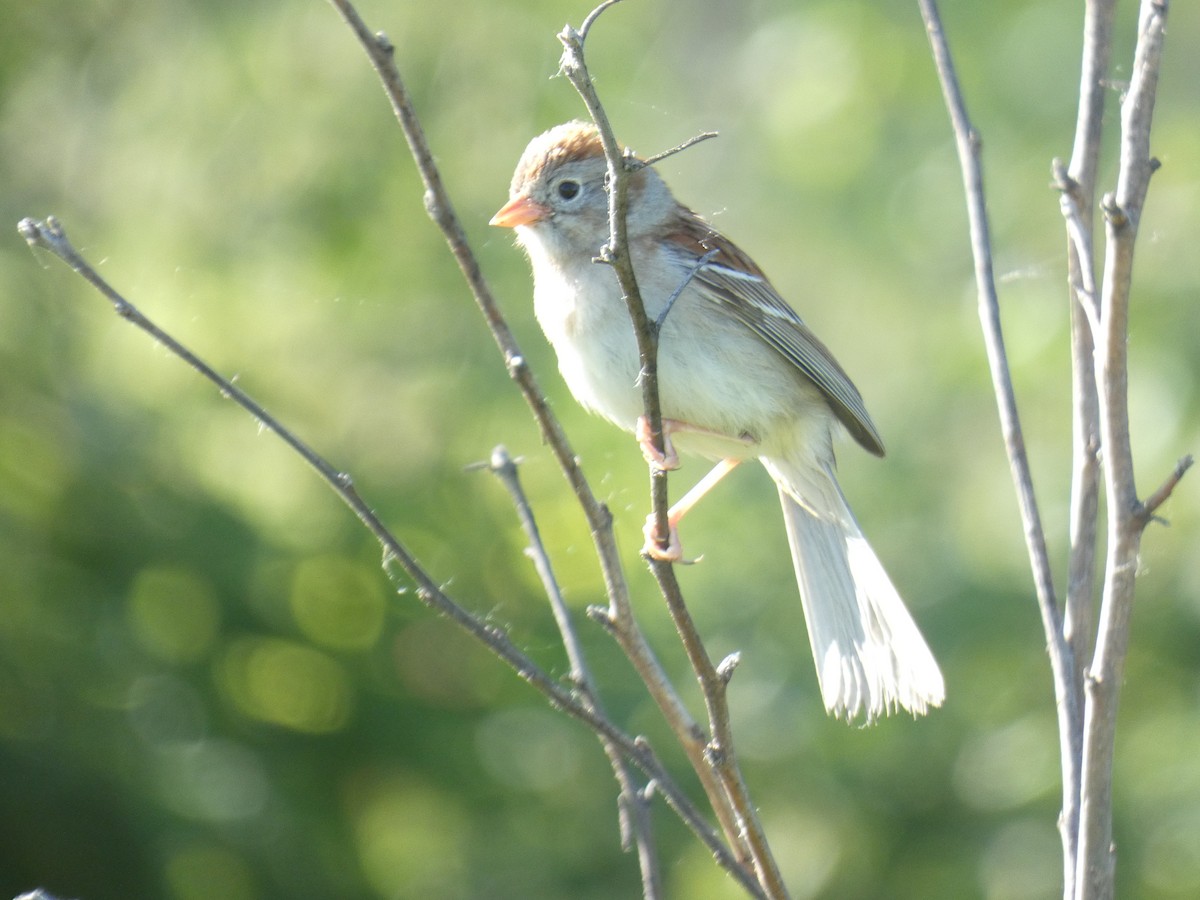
[636, 416, 755, 471]
[636, 415, 682, 470]
[643, 458, 742, 561]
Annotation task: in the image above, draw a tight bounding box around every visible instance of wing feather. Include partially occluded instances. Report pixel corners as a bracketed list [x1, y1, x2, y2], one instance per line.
[666, 211, 885, 456]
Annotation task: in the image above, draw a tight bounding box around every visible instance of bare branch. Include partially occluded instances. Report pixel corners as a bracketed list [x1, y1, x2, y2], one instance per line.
[484, 445, 664, 898]
[555, 17, 672, 535]
[17, 213, 763, 898]
[917, 4, 1094, 893]
[1052, 3, 1118, 892]
[558, 7, 788, 897]
[557, 0, 751, 865]
[1053, 160, 1102, 336]
[917, 0, 1064, 629]
[1077, 5, 1173, 892]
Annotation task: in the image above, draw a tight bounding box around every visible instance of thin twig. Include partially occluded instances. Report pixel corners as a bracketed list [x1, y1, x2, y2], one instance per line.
[557, 4, 748, 848]
[485, 445, 663, 898]
[917, 5, 1088, 893]
[558, 7, 787, 898]
[640, 131, 720, 169]
[17, 214, 762, 897]
[555, 19, 673, 555]
[656, 248, 718, 332]
[1135, 454, 1193, 527]
[1054, 161, 1102, 337]
[323, 3, 608, 566]
[916, 0, 1067, 659]
[577, 0, 624, 41]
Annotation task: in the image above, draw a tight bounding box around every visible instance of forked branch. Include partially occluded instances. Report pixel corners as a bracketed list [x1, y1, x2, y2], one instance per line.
[1076, 3, 1174, 897]
[16, 209, 755, 899]
[918, 1, 1183, 898]
[916, 7, 1084, 891]
[324, 1, 764, 890]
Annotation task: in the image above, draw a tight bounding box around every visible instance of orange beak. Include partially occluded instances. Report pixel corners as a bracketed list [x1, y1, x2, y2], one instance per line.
[490, 195, 549, 228]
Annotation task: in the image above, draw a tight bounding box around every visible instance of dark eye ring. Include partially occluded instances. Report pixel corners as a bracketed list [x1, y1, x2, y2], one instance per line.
[557, 179, 581, 200]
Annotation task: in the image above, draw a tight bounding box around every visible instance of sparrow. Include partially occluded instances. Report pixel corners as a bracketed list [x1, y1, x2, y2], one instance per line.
[492, 121, 943, 721]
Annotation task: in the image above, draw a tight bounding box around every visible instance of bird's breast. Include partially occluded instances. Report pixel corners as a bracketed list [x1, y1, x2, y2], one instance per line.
[532, 263, 645, 431]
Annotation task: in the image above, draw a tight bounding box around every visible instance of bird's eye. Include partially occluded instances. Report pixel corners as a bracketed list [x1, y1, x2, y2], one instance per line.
[556, 179, 581, 201]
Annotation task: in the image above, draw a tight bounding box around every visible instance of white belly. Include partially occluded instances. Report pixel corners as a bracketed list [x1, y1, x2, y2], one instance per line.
[530, 240, 833, 464]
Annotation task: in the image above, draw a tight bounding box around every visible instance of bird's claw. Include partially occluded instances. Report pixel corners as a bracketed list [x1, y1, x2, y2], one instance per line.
[641, 515, 700, 565]
[636, 416, 680, 471]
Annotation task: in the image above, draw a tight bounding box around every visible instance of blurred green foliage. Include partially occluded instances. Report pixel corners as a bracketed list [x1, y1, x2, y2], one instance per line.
[2, 1, 1198, 898]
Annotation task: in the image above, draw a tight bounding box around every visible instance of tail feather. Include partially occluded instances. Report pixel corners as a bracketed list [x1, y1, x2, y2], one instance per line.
[770, 466, 944, 722]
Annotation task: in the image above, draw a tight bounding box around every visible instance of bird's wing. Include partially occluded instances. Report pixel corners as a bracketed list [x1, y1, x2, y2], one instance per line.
[665, 211, 885, 456]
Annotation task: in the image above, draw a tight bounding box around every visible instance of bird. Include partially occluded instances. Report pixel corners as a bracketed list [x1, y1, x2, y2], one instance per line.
[491, 120, 943, 722]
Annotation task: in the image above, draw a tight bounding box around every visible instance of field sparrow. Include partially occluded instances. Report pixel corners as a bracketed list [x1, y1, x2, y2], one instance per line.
[492, 121, 943, 721]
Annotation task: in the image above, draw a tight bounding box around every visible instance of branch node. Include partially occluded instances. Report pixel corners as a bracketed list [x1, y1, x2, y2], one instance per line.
[1135, 454, 1193, 528]
[1101, 192, 1128, 228]
[16, 217, 39, 244]
[641, 778, 659, 802]
[716, 652, 742, 685]
[1051, 158, 1080, 197]
[585, 604, 618, 633]
[423, 188, 448, 229]
[703, 740, 726, 769]
[595, 501, 614, 532]
[564, 670, 590, 694]
[373, 31, 394, 55]
[488, 444, 518, 476]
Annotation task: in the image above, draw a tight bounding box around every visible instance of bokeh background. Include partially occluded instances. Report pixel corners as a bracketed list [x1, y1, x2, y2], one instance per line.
[2, 1, 1198, 898]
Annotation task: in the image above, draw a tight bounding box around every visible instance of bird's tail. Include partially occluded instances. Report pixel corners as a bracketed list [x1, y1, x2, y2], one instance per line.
[764, 458, 944, 722]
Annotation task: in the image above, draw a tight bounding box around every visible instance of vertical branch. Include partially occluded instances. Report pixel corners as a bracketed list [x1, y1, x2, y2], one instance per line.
[558, 7, 788, 898]
[1076, 2, 1172, 897]
[917, 0, 1086, 889]
[485, 446, 663, 899]
[923, 1, 1183, 897]
[1053, 2, 1116, 892]
[916, 0, 1064, 634]
[1060, 0, 1115, 669]
[557, 2, 674, 553]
